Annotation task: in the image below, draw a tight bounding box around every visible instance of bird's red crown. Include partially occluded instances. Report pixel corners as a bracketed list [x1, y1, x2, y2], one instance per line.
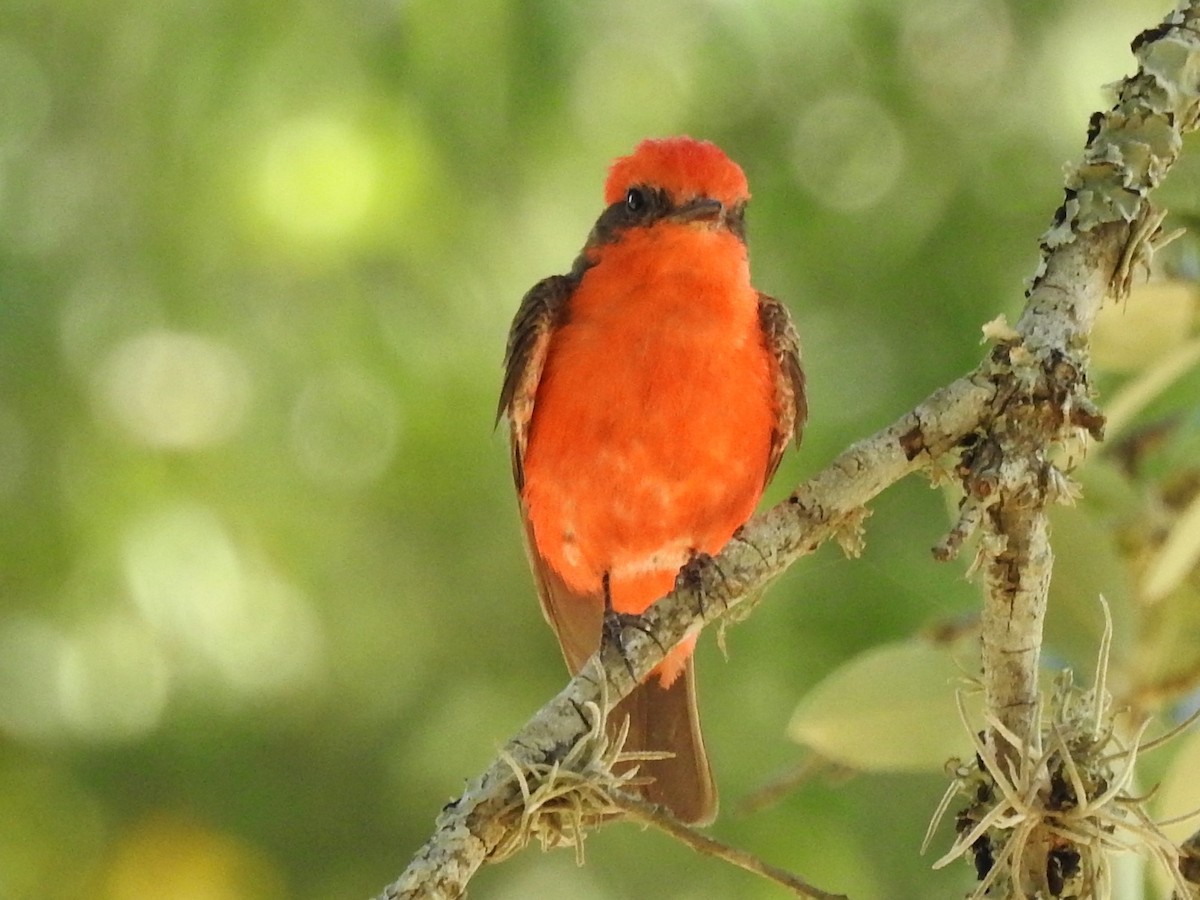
[603, 137, 750, 209]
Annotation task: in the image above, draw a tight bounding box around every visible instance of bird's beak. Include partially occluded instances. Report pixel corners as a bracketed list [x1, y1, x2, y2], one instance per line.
[670, 197, 724, 224]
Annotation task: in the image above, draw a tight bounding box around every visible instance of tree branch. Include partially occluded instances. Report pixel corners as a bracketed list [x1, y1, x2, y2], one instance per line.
[968, 0, 1200, 760]
[383, 373, 991, 900]
[382, 4, 1200, 897]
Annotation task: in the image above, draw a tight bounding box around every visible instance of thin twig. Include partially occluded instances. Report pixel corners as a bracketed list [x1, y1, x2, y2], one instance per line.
[738, 756, 848, 816]
[613, 792, 848, 900]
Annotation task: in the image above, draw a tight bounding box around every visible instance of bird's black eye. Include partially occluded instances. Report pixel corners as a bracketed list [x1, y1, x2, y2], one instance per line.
[624, 187, 646, 213]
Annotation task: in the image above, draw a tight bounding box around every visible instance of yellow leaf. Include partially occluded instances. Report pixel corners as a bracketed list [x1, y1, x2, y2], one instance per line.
[1141, 490, 1200, 604]
[1092, 280, 1197, 373]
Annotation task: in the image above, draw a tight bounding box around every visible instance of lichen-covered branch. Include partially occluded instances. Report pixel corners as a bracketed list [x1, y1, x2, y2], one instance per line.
[965, 225, 1121, 753]
[967, 0, 1200, 761]
[931, 3, 1200, 897]
[383, 5, 1200, 898]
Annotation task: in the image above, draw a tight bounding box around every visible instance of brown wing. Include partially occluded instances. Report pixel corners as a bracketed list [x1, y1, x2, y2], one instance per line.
[498, 274, 576, 490]
[757, 292, 807, 485]
[498, 274, 601, 669]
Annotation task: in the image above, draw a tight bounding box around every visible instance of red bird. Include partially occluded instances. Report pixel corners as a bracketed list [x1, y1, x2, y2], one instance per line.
[499, 137, 805, 824]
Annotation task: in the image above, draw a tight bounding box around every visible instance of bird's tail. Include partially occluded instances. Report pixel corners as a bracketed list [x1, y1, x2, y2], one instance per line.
[613, 657, 717, 825]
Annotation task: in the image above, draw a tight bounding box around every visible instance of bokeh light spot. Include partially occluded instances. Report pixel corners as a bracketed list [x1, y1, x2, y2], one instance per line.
[255, 114, 379, 246]
[123, 503, 243, 648]
[205, 567, 325, 698]
[95, 330, 251, 450]
[791, 93, 906, 213]
[289, 368, 399, 489]
[0, 612, 170, 745]
[901, 0, 1014, 116]
[122, 502, 325, 700]
[568, 7, 698, 144]
[57, 612, 170, 742]
[104, 815, 286, 900]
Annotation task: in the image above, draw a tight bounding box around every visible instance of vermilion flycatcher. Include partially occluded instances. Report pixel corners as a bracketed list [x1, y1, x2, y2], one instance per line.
[498, 136, 806, 824]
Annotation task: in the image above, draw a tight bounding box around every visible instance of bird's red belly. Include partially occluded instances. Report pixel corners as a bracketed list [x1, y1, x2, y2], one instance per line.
[521, 289, 775, 616]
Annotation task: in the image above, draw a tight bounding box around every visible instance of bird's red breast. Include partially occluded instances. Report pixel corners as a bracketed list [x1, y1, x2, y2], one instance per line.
[521, 221, 775, 683]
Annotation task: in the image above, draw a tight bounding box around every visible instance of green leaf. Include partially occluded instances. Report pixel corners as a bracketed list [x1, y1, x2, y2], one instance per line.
[787, 640, 979, 773]
[1158, 725, 1200, 840]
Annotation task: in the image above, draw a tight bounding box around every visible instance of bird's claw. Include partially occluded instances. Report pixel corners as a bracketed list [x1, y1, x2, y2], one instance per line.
[674, 550, 714, 593]
[601, 606, 658, 682]
[599, 571, 663, 681]
[675, 550, 731, 616]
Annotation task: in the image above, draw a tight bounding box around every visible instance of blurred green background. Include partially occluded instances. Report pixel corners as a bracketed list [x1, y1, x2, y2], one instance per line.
[3, 1, 1198, 898]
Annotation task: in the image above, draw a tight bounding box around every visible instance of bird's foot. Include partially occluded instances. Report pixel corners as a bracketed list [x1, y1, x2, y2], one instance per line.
[675, 550, 730, 616]
[600, 572, 663, 681]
